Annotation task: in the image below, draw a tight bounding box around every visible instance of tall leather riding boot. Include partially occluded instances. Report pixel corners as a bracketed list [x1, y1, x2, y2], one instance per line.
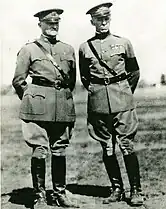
[51, 155, 66, 193]
[31, 157, 47, 208]
[103, 154, 125, 204]
[124, 153, 143, 206]
[51, 155, 78, 208]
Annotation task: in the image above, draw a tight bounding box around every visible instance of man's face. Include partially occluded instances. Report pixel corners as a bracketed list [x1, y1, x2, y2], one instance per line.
[91, 16, 111, 33]
[39, 21, 59, 37]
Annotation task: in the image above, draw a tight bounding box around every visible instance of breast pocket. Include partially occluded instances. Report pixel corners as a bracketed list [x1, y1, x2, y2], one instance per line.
[60, 54, 74, 72]
[107, 45, 125, 67]
[110, 45, 125, 56]
[20, 90, 46, 115]
[31, 56, 49, 65]
[60, 54, 74, 62]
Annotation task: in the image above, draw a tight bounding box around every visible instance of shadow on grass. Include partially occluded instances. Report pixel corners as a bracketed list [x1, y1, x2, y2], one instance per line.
[1, 185, 112, 208]
[1, 188, 54, 208]
[67, 184, 111, 197]
[1, 187, 34, 208]
[67, 184, 132, 205]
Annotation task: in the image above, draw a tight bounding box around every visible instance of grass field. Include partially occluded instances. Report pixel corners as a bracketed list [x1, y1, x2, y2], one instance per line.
[1, 86, 166, 209]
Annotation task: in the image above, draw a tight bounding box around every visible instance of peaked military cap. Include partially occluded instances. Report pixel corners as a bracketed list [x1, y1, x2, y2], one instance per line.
[34, 8, 64, 23]
[86, 2, 113, 17]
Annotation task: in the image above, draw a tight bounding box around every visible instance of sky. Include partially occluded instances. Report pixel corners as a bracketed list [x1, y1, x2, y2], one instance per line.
[1, 0, 166, 85]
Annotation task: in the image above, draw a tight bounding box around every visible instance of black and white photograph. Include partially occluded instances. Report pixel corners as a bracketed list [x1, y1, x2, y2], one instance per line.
[1, 0, 166, 208]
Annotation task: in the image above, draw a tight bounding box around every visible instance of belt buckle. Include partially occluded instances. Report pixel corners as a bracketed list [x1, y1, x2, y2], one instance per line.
[104, 77, 110, 85]
[53, 80, 61, 90]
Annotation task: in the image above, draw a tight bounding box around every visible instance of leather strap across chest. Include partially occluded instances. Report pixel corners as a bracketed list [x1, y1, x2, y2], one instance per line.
[34, 41, 68, 81]
[87, 40, 118, 77]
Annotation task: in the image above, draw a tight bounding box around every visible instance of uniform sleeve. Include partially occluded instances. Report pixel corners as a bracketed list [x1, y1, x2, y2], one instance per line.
[125, 39, 140, 93]
[12, 46, 30, 99]
[67, 47, 76, 92]
[79, 44, 90, 90]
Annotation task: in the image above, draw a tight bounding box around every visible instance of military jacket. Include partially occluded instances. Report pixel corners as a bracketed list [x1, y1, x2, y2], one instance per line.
[79, 32, 140, 114]
[12, 35, 76, 122]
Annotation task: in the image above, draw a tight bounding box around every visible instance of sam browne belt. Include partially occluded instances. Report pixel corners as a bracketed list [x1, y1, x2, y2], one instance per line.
[91, 72, 129, 85]
[32, 77, 68, 89]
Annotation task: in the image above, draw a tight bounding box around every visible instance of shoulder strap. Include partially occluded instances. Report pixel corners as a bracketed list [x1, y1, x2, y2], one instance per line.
[34, 40, 68, 80]
[87, 40, 117, 76]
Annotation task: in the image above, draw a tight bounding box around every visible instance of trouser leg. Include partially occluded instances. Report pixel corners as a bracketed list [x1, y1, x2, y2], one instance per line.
[114, 109, 143, 205]
[49, 123, 69, 194]
[87, 113, 125, 203]
[22, 121, 50, 207]
[49, 123, 78, 207]
[114, 109, 141, 191]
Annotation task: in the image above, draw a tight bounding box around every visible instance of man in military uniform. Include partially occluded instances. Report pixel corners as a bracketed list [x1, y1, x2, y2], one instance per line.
[79, 2, 143, 206]
[12, 8, 78, 208]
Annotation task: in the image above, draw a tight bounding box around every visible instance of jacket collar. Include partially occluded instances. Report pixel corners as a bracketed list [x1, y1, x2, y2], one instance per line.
[95, 30, 110, 40]
[40, 34, 59, 44]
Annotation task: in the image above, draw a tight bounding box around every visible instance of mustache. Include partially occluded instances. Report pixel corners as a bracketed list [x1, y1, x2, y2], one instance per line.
[47, 29, 58, 31]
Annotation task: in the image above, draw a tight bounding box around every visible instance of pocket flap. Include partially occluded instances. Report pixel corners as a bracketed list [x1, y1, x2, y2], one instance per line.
[110, 45, 125, 56]
[21, 91, 46, 115]
[31, 56, 49, 63]
[24, 91, 45, 99]
[60, 54, 73, 61]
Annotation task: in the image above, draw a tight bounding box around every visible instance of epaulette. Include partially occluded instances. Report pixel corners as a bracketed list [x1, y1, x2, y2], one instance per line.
[25, 39, 37, 45]
[57, 39, 69, 45]
[59, 40, 66, 45]
[58, 40, 72, 48]
[112, 34, 122, 38]
[17, 40, 35, 56]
